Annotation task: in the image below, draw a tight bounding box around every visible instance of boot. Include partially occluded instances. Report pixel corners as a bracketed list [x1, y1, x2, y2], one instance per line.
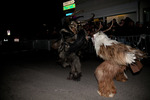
[67, 72, 74, 80]
[73, 72, 82, 81]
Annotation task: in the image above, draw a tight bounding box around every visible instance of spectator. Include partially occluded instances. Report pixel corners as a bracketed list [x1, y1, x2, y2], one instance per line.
[104, 19, 119, 37]
[135, 21, 144, 35]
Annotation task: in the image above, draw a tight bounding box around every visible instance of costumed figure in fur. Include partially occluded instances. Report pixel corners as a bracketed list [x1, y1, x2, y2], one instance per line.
[57, 11, 94, 81]
[92, 28, 147, 97]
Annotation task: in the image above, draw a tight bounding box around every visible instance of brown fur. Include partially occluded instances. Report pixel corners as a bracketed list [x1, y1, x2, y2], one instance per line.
[94, 32, 147, 97]
[99, 43, 146, 66]
[51, 39, 61, 50]
[95, 61, 128, 97]
[115, 70, 128, 82]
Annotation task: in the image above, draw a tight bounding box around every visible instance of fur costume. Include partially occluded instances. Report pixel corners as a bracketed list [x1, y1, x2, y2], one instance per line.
[58, 21, 88, 81]
[93, 31, 147, 97]
[56, 12, 94, 81]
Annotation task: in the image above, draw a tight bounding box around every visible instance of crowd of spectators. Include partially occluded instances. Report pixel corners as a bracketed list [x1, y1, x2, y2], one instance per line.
[49, 16, 150, 56]
[50, 16, 150, 41]
[82, 17, 150, 54]
[83, 17, 150, 37]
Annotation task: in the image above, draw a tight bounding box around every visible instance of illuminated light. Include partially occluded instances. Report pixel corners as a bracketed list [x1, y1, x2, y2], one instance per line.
[117, 15, 124, 17]
[4, 39, 8, 42]
[43, 24, 46, 26]
[14, 38, 19, 42]
[7, 30, 11, 36]
[63, 3, 75, 11]
[66, 13, 73, 16]
[63, 0, 75, 6]
[94, 18, 100, 22]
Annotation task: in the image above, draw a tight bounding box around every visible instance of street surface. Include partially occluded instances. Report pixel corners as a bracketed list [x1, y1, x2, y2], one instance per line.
[0, 51, 150, 100]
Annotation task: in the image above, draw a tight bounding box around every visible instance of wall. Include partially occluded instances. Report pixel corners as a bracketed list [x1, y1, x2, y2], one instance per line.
[139, 0, 150, 23]
[107, 12, 137, 24]
[76, 1, 138, 22]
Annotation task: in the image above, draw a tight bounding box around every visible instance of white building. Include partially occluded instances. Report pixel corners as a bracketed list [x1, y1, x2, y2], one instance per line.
[75, 0, 150, 24]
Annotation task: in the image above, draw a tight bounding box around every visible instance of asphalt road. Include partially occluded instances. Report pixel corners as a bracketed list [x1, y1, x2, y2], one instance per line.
[0, 51, 150, 100]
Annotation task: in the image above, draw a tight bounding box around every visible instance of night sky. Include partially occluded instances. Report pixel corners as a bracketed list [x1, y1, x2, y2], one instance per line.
[0, 0, 80, 39]
[0, 0, 67, 39]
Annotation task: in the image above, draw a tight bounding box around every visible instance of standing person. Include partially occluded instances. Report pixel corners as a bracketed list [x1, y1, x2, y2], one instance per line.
[58, 11, 89, 81]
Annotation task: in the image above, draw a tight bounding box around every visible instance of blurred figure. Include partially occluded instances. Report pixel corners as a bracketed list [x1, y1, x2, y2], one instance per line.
[58, 10, 90, 81]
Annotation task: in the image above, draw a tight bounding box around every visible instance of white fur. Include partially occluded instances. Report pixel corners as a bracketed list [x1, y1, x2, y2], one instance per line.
[93, 31, 137, 64]
[97, 90, 115, 97]
[93, 31, 118, 55]
[125, 53, 136, 64]
[124, 72, 128, 79]
[97, 90, 101, 96]
[109, 93, 115, 97]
